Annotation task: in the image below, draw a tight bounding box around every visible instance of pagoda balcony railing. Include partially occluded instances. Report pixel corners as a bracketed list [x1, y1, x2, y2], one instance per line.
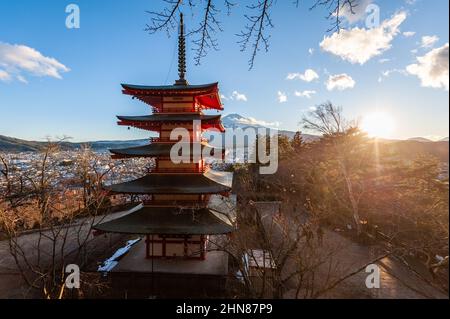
[149, 137, 209, 143]
[143, 199, 208, 207]
[152, 107, 200, 114]
[151, 167, 209, 174]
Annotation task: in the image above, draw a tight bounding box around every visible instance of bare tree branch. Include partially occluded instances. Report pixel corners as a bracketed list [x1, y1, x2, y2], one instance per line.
[237, 0, 274, 70]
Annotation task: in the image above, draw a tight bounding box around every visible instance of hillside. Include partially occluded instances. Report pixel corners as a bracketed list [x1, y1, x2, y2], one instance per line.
[0, 135, 147, 152]
[382, 140, 449, 163]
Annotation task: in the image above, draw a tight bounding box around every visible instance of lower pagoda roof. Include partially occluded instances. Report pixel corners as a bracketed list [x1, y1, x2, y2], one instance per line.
[110, 142, 224, 159]
[105, 170, 233, 195]
[93, 204, 234, 235]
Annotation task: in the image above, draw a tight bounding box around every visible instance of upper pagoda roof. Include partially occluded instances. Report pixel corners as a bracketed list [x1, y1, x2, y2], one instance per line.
[121, 82, 218, 93]
[121, 82, 223, 111]
[117, 114, 221, 123]
[120, 14, 224, 111]
[104, 170, 233, 195]
[110, 142, 223, 159]
[93, 204, 234, 235]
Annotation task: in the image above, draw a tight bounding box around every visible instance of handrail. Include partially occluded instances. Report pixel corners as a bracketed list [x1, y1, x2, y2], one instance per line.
[150, 167, 209, 174]
[149, 137, 209, 143]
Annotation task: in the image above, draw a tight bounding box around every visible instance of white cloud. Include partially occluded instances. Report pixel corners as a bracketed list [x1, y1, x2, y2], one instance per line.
[231, 91, 248, 102]
[0, 69, 10, 81]
[326, 73, 355, 91]
[407, 43, 449, 90]
[320, 12, 407, 64]
[277, 91, 288, 103]
[286, 69, 319, 82]
[308, 48, 314, 55]
[378, 58, 391, 64]
[0, 42, 70, 83]
[295, 90, 317, 99]
[421, 35, 439, 48]
[235, 116, 281, 128]
[339, 0, 373, 24]
[222, 91, 247, 101]
[403, 31, 416, 37]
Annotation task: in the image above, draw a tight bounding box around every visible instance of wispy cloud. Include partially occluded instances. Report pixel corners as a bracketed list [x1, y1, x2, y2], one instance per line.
[0, 69, 11, 81]
[420, 35, 439, 48]
[403, 31, 416, 37]
[236, 116, 281, 128]
[277, 91, 288, 103]
[294, 90, 317, 99]
[326, 74, 355, 91]
[378, 68, 408, 82]
[407, 43, 449, 90]
[286, 69, 319, 82]
[320, 12, 407, 64]
[0, 42, 70, 83]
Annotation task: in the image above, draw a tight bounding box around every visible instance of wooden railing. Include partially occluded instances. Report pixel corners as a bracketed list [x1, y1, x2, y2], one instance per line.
[149, 137, 209, 143]
[143, 200, 208, 207]
[152, 107, 199, 113]
[150, 166, 209, 174]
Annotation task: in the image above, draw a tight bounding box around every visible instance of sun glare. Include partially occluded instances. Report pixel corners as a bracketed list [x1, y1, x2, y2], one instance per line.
[361, 112, 395, 138]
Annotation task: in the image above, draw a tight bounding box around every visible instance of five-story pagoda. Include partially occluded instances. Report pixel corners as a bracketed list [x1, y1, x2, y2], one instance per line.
[94, 13, 234, 261]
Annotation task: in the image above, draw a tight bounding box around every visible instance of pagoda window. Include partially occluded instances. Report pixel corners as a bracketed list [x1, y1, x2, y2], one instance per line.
[146, 234, 206, 259]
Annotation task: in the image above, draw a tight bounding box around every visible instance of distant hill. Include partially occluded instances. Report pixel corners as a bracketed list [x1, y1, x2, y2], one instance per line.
[381, 140, 449, 162]
[0, 135, 147, 153]
[0, 135, 47, 152]
[408, 137, 433, 143]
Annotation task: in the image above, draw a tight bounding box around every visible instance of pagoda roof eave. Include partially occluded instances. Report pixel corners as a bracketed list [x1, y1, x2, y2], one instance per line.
[104, 170, 233, 195]
[93, 204, 234, 235]
[116, 114, 221, 122]
[109, 142, 224, 158]
[116, 114, 225, 132]
[121, 82, 218, 93]
[121, 83, 223, 110]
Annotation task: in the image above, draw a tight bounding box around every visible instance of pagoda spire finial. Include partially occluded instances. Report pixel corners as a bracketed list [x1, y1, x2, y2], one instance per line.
[175, 12, 188, 86]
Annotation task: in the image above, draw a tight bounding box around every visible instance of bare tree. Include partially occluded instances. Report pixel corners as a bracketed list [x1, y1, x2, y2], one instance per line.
[146, 0, 361, 69]
[0, 144, 113, 298]
[301, 102, 365, 235]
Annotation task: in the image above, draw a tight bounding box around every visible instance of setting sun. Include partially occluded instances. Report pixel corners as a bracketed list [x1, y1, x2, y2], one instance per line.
[361, 112, 395, 138]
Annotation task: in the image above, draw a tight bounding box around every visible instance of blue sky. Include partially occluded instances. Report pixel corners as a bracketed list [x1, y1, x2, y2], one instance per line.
[0, 0, 448, 141]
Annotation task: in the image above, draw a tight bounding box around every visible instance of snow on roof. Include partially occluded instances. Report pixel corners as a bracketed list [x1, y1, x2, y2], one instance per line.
[98, 238, 141, 273]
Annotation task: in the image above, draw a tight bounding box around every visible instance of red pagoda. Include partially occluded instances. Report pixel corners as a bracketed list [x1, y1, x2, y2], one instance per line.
[95, 13, 234, 261]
